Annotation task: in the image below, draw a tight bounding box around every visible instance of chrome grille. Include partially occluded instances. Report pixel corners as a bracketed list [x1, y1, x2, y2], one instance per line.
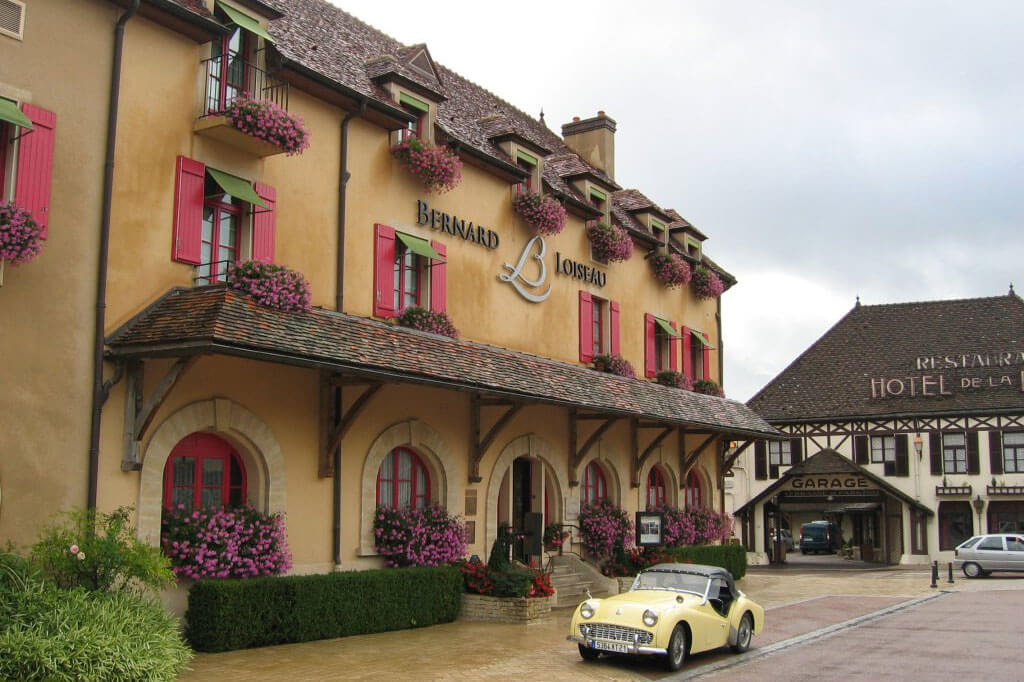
[579, 623, 653, 645]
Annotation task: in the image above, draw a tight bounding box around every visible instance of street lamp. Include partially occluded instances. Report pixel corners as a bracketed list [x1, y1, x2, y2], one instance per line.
[913, 434, 923, 459]
[972, 495, 986, 533]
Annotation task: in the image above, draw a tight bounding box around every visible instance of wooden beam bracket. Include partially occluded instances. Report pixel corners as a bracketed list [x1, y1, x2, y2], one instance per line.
[122, 357, 196, 471]
[721, 440, 754, 474]
[568, 412, 619, 486]
[469, 394, 523, 483]
[679, 433, 720, 485]
[320, 376, 382, 477]
[632, 426, 673, 487]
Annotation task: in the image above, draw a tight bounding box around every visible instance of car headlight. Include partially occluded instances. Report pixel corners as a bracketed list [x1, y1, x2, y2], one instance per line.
[642, 609, 658, 627]
[580, 602, 595, 619]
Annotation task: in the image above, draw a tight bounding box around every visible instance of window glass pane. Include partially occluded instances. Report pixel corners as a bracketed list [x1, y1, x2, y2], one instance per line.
[378, 477, 393, 507]
[393, 249, 402, 311]
[173, 457, 195, 486]
[201, 486, 223, 508]
[228, 486, 243, 508]
[230, 456, 243, 486]
[978, 537, 1004, 550]
[944, 433, 965, 447]
[172, 486, 193, 510]
[202, 458, 224, 486]
[1004, 433, 1024, 445]
[397, 479, 411, 507]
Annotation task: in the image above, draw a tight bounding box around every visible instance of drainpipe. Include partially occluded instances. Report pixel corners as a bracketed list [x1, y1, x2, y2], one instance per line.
[88, 0, 140, 510]
[332, 99, 366, 567]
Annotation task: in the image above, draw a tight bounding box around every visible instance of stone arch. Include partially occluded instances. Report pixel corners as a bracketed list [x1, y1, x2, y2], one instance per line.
[577, 440, 624, 507]
[684, 464, 712, 508]
[486, 434, 567, 554]
[640, 454, 679, 508]
[137, 398, 286, 545]
[359, 420, 461, 556]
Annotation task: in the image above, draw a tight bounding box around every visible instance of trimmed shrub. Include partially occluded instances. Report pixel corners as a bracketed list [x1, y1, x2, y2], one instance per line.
[0, 553, 190, 682]
[664, 544, 747, 580]
[185, 566, 462, 652]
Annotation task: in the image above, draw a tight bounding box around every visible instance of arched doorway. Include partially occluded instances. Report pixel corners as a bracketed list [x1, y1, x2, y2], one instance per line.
[495, 455, 560, 563]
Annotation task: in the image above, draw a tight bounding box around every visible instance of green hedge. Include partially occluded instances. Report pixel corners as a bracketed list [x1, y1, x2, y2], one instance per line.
[666, 544, 747, 580]
[186, 566, 462, 652]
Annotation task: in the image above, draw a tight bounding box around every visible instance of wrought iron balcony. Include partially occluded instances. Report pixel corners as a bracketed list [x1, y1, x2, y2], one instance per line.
[935, 485, 972, 497]
[988, 484, 1024, 496]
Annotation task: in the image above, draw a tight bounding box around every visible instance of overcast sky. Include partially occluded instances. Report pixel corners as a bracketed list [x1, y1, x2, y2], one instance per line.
[330, 0, 1024, 401]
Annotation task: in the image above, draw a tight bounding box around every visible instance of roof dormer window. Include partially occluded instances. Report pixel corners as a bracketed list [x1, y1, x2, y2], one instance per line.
[515, 149, 539, 194]
[650, 218, 666, 243]
[398, 92, 430, 144]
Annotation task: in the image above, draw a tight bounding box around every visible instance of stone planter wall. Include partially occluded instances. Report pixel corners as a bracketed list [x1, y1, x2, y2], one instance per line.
[458, 594, 552, 624]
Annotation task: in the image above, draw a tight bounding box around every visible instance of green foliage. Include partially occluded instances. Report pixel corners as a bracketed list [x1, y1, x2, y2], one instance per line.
[0, 552, 190, 682]
[185, 565, 463, 652]
[30, 507, 173, 594]
[490, 567, 534, 598]
[665, 544, 747, 580]
[487, 523, 513, 572]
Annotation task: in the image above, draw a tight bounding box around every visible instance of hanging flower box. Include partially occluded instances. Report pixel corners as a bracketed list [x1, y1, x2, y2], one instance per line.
[586, 222, 633, 263]
[692, 379, 725, 397]
[650, 252, 691, 288]
[227, 260, 312, 312]
[0, 202, 44, 266]
[396, 306, 459, 339]
[197, 96, 310, 157]
[593, 354, 636, 378]
[392, 135, 463, 194]
[656, 370, 693, 391]
[691, 265, 726, 300]
[513, 192, 566, 236]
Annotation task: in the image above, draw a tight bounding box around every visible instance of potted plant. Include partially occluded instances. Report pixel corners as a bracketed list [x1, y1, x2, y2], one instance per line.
[392, 135, 463, 194]
[513, 192, 566, 236]
[586, 222, 633, 263]
[0, 202, 44, 266]
[656, 370, 693, 390]
[692, 379, 725, 397]
[691, 265, 726, 300]
[396, 306, 458, 338]
[543, 522, 569, 551]
[650, 252, 692, 288]
[592, 354, 635, 378]
[219, 96, 310, 156]
[227, 260, 312, 312]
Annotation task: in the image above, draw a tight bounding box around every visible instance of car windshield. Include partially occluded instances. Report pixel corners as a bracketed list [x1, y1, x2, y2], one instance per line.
[631, 571, 710, 596]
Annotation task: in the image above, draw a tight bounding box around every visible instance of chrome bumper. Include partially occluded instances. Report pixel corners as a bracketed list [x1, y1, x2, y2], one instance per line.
[567, 635, 667, 656]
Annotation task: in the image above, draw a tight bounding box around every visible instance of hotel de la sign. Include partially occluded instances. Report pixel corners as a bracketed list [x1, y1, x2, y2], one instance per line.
[0, 0, 777, 588]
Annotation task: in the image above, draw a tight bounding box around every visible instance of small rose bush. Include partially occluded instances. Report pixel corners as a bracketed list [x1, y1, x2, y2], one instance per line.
[578, 500, 634, 560]
[374, 504, 467, 568]
[650, 252, 692, 288]
[220, 96, 310, 155]
[161, 505, 292, 580]
[228, 260, 312, 312]
[650, 504, 734, 547]
[392, 135, 463, 193]
[587, 222, 633, 263]
[692, 379, 725, 397]
[513, 192, 567, 236]
[656, 370, 694, 391]
[396, 306, 458, 338]
[0, 202, 44, 266]
[692, 265, 726, 300]
[543, 522, 569, 550]
[593, 353, 636, 378]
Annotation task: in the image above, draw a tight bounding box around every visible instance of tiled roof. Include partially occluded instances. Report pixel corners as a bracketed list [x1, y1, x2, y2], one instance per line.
[545, 153, 620, 190]
[108, 287, 779, 438]
[747, 294, 1024, 422]
[613, 189, 669, 219]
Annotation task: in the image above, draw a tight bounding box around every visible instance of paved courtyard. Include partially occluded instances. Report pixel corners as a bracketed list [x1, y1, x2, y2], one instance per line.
[178, 567, 1023, 681]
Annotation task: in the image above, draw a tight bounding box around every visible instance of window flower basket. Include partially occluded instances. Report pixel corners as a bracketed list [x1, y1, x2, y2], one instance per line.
[586, 222, 633, 263]
[513, 192, 567, 236]
[373, 504, 467, 568]
[593, 354, 636, 378]
[691, 265, 726, 300]
[219, 96, 310, 156]
[0, 202, 44, 266]
[392, 135, 463, 194]
[227, 260, 312, 312]
[656, 370, 693, 391]
[692, 379, 725, 397]
[161, 505, 292, 580]
[650, 252, 692, 288]
[542, 522, 569, 551]
[577, 500, 634, 560]
[396, 306, 458, 339]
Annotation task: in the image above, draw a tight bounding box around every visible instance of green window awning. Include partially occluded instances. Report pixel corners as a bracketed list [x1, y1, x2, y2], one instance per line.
[655, 317, 680, 338]
[399, 92, 430, 113]
[207, 168, 268, 209]
[0, 97, 33, 131]
[397, 231, 445, 262]
[516, 149, 538, 166]
[691, 329, 714, 349]
[216, 2, 275, 44]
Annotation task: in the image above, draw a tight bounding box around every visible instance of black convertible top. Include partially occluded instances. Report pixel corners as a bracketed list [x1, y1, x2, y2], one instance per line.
[643, 563, 738, 599]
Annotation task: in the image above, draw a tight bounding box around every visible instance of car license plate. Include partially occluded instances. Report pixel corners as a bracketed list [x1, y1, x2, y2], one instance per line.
[591, 640, 629, 654]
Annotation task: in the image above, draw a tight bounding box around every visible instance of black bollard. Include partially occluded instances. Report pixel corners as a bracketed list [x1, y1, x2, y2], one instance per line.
[947, 562, 955, 584]
[930, 560, 938, 588]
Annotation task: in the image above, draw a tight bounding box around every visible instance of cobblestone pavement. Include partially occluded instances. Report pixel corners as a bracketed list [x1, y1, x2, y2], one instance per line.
[177, 568, 1023, 681]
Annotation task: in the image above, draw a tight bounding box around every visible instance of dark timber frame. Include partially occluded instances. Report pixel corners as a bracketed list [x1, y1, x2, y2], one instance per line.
[121, 357, 196, 471]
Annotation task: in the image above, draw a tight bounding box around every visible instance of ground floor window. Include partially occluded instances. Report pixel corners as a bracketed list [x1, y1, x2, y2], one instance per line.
[988, 501, 1024, 533]
[938, 501, 973, 550]
[582, 461, 607, 506]
[685, 470, 702, 508]
[377, 447, 430, 509]
[163, 432, 246, 510]
[646, 467, 666, 509]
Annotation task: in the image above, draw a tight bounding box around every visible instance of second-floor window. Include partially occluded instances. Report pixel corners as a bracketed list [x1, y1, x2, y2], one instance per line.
[769, 440, 792, 466]
[1004, 432, 1024, 473]
[644, 314, 679, 377]
[394, 240, 427, 312]
[208, 25, 253, 113]
[0, 99, 56, 237]
[870, 436, 896, 464]
[199, 189, 242, 284]
[943, 433, 967, 474]
[373, 224, 447, 318]
[592, 296, 605, 357]
[578, 292, 619, 363]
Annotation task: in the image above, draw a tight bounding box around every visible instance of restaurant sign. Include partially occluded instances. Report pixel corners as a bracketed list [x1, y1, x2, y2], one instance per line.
[869, 351, 1024, 399]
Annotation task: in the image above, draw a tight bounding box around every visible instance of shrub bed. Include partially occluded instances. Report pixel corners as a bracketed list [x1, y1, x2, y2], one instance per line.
[664, 544, 747, 580]
[185, 565, 462, 652]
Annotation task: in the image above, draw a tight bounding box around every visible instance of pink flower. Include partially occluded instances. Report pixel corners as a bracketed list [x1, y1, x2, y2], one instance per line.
[587, 222, 633, 262]
[650, 253, 692, 288]
[391, 136, 462, 193]
[69, 544, 80, 554]
[219, 96, 310, 155]
[513, 192, 567, 236]
[0, 202, 44, 265]
[691, 266, 726, 300]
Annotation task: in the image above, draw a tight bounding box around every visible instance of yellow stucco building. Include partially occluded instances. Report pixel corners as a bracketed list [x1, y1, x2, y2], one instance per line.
[1, 0, 776, 588]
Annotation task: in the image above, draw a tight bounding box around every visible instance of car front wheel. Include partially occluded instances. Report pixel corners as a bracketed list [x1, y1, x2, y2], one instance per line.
[962, 562, 983, 578]
[732, 613, 754, 653]
[664, 625, 688, 671]
[578, 644, 600, 661]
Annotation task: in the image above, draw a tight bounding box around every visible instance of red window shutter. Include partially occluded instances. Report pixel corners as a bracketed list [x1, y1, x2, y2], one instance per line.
[430, 241, 447, 313]
[252, 182, 276, 263]
[171, 156, 205, 264]
[643, 313, 656, 378]
[702, 345, 711, 380]
[609, 300, 620, 355]
[681, 326, 692, 380]
[579, 291, 594, 363]
[668, 321, 679, 372]
[373, 224, 397, 318]
[14, 104, 57, 239]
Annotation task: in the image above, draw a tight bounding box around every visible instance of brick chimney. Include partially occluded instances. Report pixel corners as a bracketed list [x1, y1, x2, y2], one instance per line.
[561, 111, 616, 180]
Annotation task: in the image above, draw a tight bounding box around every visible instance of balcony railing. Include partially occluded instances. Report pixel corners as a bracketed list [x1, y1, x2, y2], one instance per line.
[988, 484, 1024, 496]
[193, 260, 235, 286]
[935, 485, 972, 497]
[201, 55, 289, 117]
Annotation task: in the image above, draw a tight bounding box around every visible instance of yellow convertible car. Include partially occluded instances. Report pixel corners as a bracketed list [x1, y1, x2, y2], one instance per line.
[567, 563, 764, 671]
